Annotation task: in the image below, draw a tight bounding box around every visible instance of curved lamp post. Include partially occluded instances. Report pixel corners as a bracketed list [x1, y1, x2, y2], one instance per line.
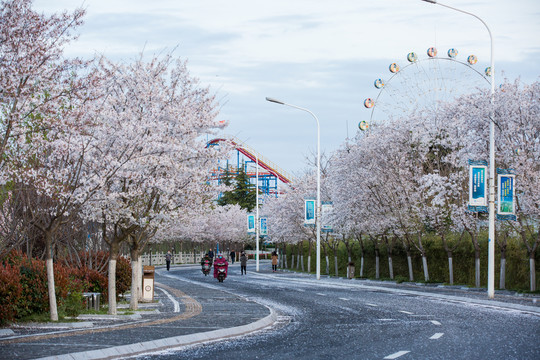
[265, 97, 321, 280]
[421, 0, 496, 299]
[237, 146, 260, 272]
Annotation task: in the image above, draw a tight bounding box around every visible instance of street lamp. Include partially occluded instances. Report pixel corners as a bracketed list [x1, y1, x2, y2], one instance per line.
[237, 145, 260, 272]
[421, 0, 496, 299]
[265, 97, 321, 280]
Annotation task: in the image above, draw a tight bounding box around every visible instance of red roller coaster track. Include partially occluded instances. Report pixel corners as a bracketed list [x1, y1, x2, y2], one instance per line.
[207, 138, 292, 184]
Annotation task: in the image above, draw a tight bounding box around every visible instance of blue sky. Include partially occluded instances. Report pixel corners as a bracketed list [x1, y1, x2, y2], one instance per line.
[35, 0, 540, 175]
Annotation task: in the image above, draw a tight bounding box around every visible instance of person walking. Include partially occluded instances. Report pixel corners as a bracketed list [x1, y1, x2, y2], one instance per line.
[207, 248, 214, 265]
[165, 250, 172, 271]
[230, 250, 236, 264]
[271, 251, 278, 272]
[240, 251, 247, 275]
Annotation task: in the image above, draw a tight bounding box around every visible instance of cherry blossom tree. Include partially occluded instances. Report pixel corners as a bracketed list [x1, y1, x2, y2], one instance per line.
[0, 0, 104, 321]
[81, 53, 225, 314]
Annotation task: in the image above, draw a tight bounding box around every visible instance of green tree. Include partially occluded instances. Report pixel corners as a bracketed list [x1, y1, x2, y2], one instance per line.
[217, 167, 257, 211]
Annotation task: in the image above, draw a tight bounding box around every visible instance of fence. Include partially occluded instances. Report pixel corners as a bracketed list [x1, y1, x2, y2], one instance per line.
[126, 252, 206, 266]
[127, 250, 274, 266]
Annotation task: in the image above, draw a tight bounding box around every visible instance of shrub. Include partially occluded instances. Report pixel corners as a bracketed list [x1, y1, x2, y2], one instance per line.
[0, 263, 22, 324]
[115, 256, 132, 299]
[59, 291, 84, 317]
[0, 250, 112, 320]
[17, 257, 49, 318]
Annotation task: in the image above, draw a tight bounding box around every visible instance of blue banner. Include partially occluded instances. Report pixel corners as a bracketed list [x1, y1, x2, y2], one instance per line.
[247, 214, 255, 234]
[304, 199, 315, 225]
[469, 164, 487, 209]
[260, 217, 268, 236]
[498, 174, 515, 216]
[321, 201, 333, 233]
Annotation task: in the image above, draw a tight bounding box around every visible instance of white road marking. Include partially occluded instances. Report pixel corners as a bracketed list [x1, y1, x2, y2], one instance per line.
[399, 310, 414, 315]
[430, 333, 444, 339]
[316, 293, 326, 296]
[384, 350, 411, 359]
[366, 303, 378, 307]
[158, 287, 180, 313]
[379, 319, 396, 321]
[431, 320, 442, 326]
[339, 298, 350, 301]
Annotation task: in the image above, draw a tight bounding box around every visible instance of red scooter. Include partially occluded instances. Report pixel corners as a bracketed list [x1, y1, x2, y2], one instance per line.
[213, 255, 228, 282]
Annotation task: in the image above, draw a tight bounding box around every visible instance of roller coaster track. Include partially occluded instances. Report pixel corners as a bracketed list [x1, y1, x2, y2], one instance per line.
[207, 136, 293, 184]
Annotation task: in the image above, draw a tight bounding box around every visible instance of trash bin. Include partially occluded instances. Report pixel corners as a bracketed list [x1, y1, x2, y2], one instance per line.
[142, 265, 155, 301]
[347, 262, 355, 279]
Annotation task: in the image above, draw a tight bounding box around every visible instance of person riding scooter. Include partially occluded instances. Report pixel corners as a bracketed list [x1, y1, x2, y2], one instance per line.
[200, 254, 212, 276]
[213, 254, 229, 282]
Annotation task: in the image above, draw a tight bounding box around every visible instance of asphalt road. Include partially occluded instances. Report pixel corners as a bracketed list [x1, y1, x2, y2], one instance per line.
[138, 262, 540, 360]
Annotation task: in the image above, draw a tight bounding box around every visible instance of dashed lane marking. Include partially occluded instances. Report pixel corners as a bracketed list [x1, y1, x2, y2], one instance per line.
[384, 350, 411, 359]
[316, 293, 326, 296]
[339, 298, 350, 301]
[366, 303, 378, 307]
[430, 320, 442, 326]
[430, 333, 444, 339]
[399, 310, 414, 315]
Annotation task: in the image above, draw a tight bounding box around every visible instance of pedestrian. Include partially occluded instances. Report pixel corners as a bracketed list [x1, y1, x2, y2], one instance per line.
[271, 251, 278, 272]
[230, 249, 236, 264]
[240, 251, 247, 275]
[207, 248, 214, 265]
[165, 250, 172, 271]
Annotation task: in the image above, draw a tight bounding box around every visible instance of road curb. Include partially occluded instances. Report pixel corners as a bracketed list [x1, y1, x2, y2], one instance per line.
[35, 307, 277, 360]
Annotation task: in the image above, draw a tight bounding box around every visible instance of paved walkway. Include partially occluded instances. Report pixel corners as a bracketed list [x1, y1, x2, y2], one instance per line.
[0, 266, 538, 360]
[0, 270, 275, 360]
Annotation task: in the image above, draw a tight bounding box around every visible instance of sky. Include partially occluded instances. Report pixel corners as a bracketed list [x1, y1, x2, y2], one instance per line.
[34, 0, 540, 178]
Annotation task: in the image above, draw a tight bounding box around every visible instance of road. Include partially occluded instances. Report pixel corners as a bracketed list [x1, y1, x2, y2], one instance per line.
[140, 262, 540, 360]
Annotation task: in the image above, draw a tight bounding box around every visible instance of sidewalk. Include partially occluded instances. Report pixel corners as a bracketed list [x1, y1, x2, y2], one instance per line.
[0, 270, 275, 360]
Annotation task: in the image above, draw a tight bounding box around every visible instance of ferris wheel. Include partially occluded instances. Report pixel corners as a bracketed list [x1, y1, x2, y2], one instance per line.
[359, 47, 491, 132]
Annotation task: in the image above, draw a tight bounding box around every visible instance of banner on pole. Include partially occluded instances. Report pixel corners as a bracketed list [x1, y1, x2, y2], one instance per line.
[468, 160, 488, 213]
[304, 198, 316, 225]
[260, 217, 268, 236]
[247, 214, 255, 234]
[497, 169, 516, 220]
[321, 201, 333, 233]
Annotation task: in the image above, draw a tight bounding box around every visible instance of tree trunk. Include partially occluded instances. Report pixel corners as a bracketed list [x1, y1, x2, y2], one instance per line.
[475, 250, 481, 288]
[422, 255, 429, 282]
[282, 243, 287, 268]
[300, 243, 305, 272]
[45, 236, 58, 321]
[375, 248, 380, 279]
[388, 256, 394, 280]
[307, 255, 311, 273]
[108, 240, 121, 315]
[360, 256, 364, 278]
[137, 255, 143, 299]
[334, 255, 338, 277]
[325, 255, 330, 275]
[108, 257, 117, 315]
[530, 256, 536, 292]
[499, 257, 506, 290]
[448, 255, 454, 285]
[296, 244, 300, 270]
[407, 252, 414, 282]
[129, 247, 140, 310]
